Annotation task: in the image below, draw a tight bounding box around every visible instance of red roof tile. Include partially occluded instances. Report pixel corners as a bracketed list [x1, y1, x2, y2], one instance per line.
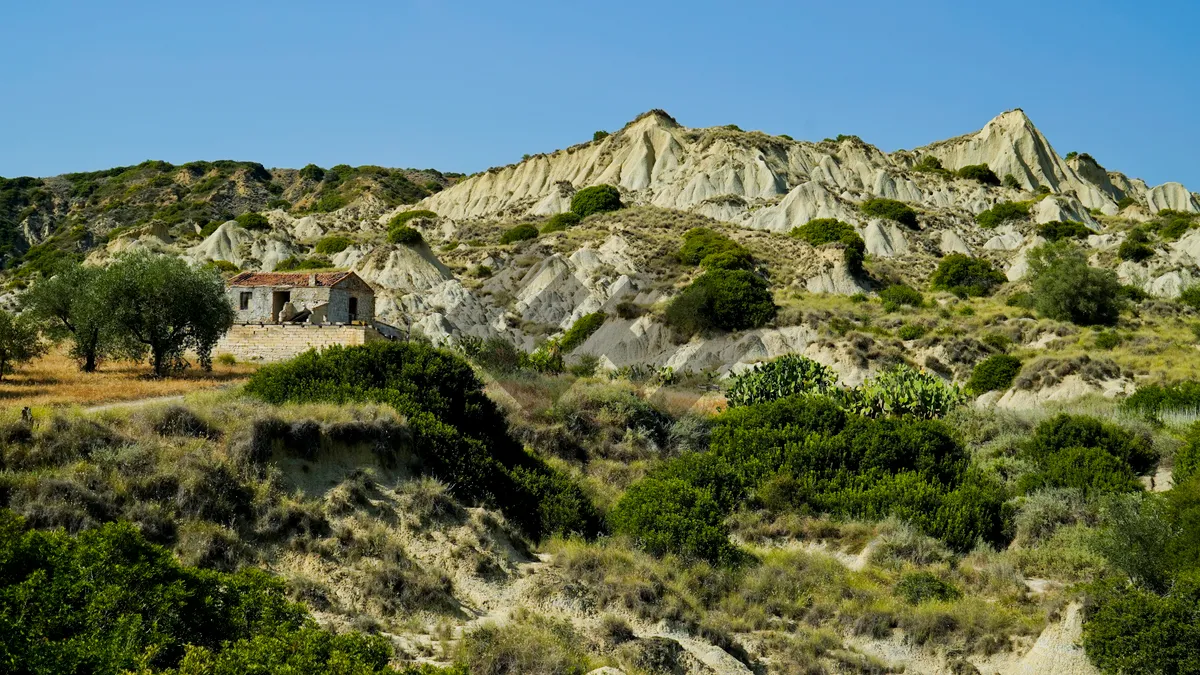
[227, 271, 356, 288]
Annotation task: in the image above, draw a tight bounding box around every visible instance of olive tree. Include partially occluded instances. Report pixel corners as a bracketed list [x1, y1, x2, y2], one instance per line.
[100, 252, 235, 376]
[0, 308, 46, 381]
[22, 263, 113, 371]
[1027, 242, 1123, 326]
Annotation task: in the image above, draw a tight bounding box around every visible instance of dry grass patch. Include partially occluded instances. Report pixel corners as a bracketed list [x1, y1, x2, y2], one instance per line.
[0, 348, 255, 409]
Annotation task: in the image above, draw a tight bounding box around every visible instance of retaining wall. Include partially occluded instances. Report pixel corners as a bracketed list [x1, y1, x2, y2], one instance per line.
[214, 323, 385, 363]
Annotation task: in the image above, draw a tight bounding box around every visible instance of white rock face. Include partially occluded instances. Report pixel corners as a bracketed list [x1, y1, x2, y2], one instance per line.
[1146, 182, 1200, 213]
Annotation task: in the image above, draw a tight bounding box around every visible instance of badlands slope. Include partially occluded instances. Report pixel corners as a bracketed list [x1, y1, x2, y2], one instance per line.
[109, 108, 1200, 397]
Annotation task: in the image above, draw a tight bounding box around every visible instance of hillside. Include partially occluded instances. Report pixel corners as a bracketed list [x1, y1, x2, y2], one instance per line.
[6, 108, 1200, 407]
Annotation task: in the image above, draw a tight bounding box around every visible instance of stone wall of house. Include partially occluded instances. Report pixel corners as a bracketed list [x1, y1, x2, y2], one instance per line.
[213, 323, 386, 362]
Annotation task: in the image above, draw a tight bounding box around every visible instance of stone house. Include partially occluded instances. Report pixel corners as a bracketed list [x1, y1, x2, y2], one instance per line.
[226, 271, 375, 324]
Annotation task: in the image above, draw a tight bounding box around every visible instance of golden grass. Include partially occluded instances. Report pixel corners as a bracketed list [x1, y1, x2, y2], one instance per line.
[0, 348, 257, 410]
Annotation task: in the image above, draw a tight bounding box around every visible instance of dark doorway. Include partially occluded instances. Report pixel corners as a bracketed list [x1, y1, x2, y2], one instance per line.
[271, 290, 291, 322]
[348, 296, 359, 323]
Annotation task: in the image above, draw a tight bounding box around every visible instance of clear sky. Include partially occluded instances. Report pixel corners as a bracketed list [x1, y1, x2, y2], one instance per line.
[2, 1, 1197, 190]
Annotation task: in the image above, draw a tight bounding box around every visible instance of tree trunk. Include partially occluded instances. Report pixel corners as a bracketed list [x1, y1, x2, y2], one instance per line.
[152, 349, 165, 378]
[83, 349, 97, 373]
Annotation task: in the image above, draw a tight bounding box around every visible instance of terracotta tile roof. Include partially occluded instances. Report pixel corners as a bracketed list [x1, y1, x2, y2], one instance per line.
[227, 271, 356, 288]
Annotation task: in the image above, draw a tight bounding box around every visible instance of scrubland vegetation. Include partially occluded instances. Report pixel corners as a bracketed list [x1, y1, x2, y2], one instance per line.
[4, 329, 1199, 673]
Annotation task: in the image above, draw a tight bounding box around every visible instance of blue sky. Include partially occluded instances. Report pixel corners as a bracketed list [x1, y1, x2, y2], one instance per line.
[2, 1, 1197, 189]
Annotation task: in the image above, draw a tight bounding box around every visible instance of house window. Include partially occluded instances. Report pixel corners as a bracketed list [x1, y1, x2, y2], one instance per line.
[239, 291, 252, 310]
[348, 297, 359, 322]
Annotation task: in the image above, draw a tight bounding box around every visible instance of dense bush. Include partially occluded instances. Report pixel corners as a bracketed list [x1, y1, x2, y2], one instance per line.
[1123, 380, 1200, 418]
[1017, 414, 1156, 497]
[966, 354, 1022, 394]
[387, 209, 436, 229]
[1118, 228, 1154, 262]
[299, 163, 326, 181]
[1175, 425, 1200, 485]
[609, 476, 740, 565]
[878, 284, 923, 310]
[613, 394, 1007, 561]
[315, 235, 353, 255]
[0, 511, 400, 674]
[860, 198, 918, 229]
[1026, 414, 1157, 476]
[499, 224, 539, 244]
[896, 571, 961, 604]
[235, 212, 270, 230]
[1027, 242, 1122, 326]
[677, 227, 751, 267]
[0, 308, 47, 380]
[664, 269, 777, 335]
[559, 312, 606, 353]
[725, 354, 838, 407]
[388, 225, 424, 245]
[569, 184, 622, 218]
[975, 201, 1030, 229]
[1180, 284, 1200, 310]
[245, 342, 601, 540]
[1003, 174, 1020, 189]
[1082, 485, 1200, 672]
[274, 256, 333, 271]
[912, 156, 946, 173]
[458, 612, 590, 675]
[540, 212, 581, 234]
[1036, 220, 1091, 242]
[930, 254, 1006, 297]
[956, 164, 1000, 186]
[790, 219, 867, 274]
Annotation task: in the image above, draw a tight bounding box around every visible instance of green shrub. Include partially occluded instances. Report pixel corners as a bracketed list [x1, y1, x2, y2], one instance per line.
[266, 198, 291, 210]
[559, 312, 606, 353]
[930, 254, 1006, 297]
[1024, 413, 1156, 482]
[956, 164, 1000, 185]
[0, 511, 399, 675]
[570, 184, 622, 218]
[1124, 381, 1200, 418]
[609, 476, 740, 565]
[1180, 285, 1200, 310]
[1118, 229, 1155, 262]
[861, 198, 918, 229]
[458, 612, 590, 675]
[790, 219, 867, 274]
[592, 130, 609, 142]
[725, 354, 838, 407]
[388, 209, 437, 229]
[698, 249, 755, 272]
[315, 235, 353, 255]
[975, 201, 1030, 229]
[843, 365, 965, 420]
[540, 212, 581, 234]
[1003, 174, 1020, 189]
[1083, 578, 1200, 675]
[677, 227, 750, 266]
[1027, 242, 1122, 326]
[299, 164, 326, 181]
[966, 354, 1021, 394]
[235, 212, 270, 230]
[274, 256, 333, 272]
[1094, 330, 1122, 350]
[1116, 196, 1136, 210]
[1037, 220, 1091, 242]
[897, 324, 928, 340]
[206, 259, 239, 274]
[499, 224, 539, 244]
[1175, 425, 1200, 485]
[878, 284, 923, 310]
[615, 394, 1006, 559]
[664, 269, 777, 335]
[896, 571, 961, 604]
[912, 156, 946, 173]
[981, 332, 1013, 352]
[388, 225, 423, 245]
[245, 342, 601, 540]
